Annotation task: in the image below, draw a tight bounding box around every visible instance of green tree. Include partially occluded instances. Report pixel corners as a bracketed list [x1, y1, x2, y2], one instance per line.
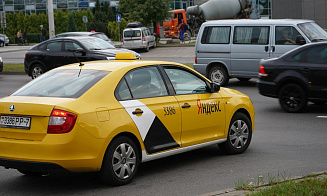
[119, 0, 171, 30]
[107, 18, 130, 41]
[67, 12, 77, 32]
[54, 9, 69, 34]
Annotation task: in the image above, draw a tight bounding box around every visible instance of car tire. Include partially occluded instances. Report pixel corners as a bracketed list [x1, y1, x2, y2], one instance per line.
[31, 64, 45, 79]
[145, 44, 150, 52]
[17, 169, 44, 176]
[218, 112, 252, 155]
[184, 30, 191, 42]
[99, 136, 140, 186]
[0, 42, 3, 47]
[278, 83, 307, 113]
[208, 66, 229, 86]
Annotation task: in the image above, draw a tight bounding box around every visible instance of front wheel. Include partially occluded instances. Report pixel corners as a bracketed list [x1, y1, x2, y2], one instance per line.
[99, 136, 140, 186]
[278, 83, 307, 113]
[208, 66, 229, 86]
[218, 112, 252, 155]
[31, 64, 45, 79]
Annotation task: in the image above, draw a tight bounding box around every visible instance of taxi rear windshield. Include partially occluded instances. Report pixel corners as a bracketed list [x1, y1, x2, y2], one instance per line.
[12, 69, 110, 98]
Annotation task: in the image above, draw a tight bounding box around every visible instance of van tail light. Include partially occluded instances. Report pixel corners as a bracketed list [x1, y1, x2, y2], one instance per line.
[48, 109, 77, 134]
[121, 36, 123, 42]
[142, 35, 146, 41]
[195, 57, 197, 64]
[259, 65, 268, 77]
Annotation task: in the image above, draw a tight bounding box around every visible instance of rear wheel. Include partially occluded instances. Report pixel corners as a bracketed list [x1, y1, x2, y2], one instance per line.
[278, 83, 307, 113]
[144, 44, 150, 52]
[219, 112, 252, 155]
[208, 66, 229, 86]
[31, 64, 45, 79]
[184, 30, 191, 42]
[99, 136, 140, 186]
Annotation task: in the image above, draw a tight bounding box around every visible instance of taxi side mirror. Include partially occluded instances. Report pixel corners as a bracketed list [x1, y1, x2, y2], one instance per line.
[209, 82, 220, 93]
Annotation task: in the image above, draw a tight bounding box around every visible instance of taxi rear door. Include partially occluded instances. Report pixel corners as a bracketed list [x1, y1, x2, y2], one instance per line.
[116, 66, 181, 154]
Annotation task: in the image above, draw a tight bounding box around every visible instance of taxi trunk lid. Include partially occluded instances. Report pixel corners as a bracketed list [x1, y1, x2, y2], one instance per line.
[0, 96, 75, 141]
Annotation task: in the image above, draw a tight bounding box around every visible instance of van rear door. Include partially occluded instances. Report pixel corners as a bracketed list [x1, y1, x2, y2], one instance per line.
[123, 29, 142, 48]
[230, 26, 271, 78]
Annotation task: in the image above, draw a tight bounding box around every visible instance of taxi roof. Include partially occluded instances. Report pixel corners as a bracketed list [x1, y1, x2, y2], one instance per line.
[59, 59, 184, 73]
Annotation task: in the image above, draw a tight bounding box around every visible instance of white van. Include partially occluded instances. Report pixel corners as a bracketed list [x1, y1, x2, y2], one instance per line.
[122, 24, 156, 52]
[194, 19, 327, 86]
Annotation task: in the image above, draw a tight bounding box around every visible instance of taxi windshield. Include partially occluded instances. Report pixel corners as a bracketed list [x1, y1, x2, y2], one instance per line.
[298, 22, 327, 41]
[12, 69, 110, 98]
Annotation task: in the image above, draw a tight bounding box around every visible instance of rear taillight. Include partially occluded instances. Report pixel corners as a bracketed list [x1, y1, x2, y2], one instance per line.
[259, 65, 268, 77]
[121, 36, 123, 42]
[142, 35, 146, 41]
[195, 57, 197, 64]
[25, 53, 28, 58]
[48, 109, 77, 134]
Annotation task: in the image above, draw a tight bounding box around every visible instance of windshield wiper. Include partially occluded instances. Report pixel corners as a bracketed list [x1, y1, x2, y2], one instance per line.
[311, 38, 327, 42]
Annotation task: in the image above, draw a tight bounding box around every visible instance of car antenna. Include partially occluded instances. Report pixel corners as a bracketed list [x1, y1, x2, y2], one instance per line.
[73, 52, 84, 77]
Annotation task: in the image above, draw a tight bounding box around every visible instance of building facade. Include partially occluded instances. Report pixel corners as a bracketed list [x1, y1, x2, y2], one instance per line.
[0, 0, 327, 28]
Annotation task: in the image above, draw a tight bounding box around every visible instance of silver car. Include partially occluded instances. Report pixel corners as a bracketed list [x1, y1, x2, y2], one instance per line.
[0, 34, 9, 46]
[122, 26, 156, 52]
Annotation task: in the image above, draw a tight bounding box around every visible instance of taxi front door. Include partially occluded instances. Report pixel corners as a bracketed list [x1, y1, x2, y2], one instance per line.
[163, 66, 226, 147]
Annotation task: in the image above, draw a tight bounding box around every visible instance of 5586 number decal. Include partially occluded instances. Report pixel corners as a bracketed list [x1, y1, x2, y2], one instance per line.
[163, 106, 176, 116]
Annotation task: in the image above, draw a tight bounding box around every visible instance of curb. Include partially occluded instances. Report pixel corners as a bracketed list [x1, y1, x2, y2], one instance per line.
[199, 171, 327, 196]
[0, 71, 25, 75]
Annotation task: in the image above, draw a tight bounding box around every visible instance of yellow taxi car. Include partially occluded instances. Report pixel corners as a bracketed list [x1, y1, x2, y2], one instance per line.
[0, 53, 255, 186]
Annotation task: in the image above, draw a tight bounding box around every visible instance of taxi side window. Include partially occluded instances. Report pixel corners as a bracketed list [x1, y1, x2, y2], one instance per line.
[116, 78, 133, 100]
[116, 66, 168, 100]
[164, 68, 208, 95]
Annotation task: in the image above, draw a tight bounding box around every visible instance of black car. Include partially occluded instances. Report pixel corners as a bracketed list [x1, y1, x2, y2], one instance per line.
[24, 36, 140, 79]
[54, 32, 113, 45]
[257, 42, 327, 112]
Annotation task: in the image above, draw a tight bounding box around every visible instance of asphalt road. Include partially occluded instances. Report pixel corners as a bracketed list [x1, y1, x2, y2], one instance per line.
[0, 46, 326, 195]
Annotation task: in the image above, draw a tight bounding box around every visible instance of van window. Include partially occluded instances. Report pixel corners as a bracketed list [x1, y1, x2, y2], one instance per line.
[233, 26, 270, 45]
[201, 26, 231, 44]
[275, 26, 301, 45]
[124, 30, 141, 37]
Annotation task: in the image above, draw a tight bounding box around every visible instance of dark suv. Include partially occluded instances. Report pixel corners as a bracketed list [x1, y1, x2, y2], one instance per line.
[257, 42, 327, 112]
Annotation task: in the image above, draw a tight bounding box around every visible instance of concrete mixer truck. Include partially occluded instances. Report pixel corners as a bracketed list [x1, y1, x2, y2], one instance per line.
[162, 0, 252, 39]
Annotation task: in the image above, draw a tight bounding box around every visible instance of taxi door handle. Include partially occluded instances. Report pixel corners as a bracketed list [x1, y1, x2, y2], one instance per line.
[132, 110, 143, 115]
[182, 105, 191, 108]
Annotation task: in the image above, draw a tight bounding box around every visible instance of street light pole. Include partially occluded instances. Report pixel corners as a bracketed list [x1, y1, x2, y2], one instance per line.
[48, 0, 55, 39]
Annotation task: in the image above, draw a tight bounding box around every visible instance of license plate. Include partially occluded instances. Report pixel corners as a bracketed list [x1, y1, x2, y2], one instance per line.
[0, 115, 31, 129]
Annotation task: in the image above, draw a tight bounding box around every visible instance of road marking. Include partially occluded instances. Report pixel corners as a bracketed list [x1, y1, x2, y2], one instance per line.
[317, 116, 327, 118]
